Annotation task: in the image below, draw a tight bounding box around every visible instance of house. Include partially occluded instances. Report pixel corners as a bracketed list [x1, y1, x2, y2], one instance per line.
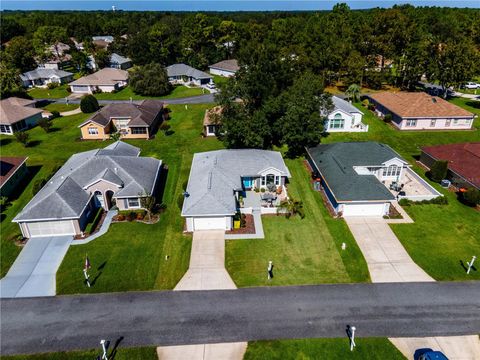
[324, 96, 368, 132]
[20, 68, 73, 88]
[208, 59, 239, 77]
[109, 53, 132, 70]
[69, 68, 128, 94]
[47, 42, 70, 57]
[0, 97, 43, 135]
[203, 106, 222, 136]
[367, 92, 474, 130]
[306, 142, 441, 217]
[0, 157, 28, 197]
[420, 143, 480, 190]
[166, 63, 212, 86]
[71, 37, 84, 51]
[92, 35, 114, 49]
[79, 100, 164, 140]
[182, 149, 291, 231]
[13, 142, 163, 238]
[38, 54, 72, 70]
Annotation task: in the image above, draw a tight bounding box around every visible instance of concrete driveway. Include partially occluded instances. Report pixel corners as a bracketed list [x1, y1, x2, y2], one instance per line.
[158, 230, 246, 359]
[345, 217, 480, 359]
[0, 235, 72, 298]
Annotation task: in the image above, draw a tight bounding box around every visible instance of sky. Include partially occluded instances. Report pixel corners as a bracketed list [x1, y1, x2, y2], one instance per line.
[1, 1, 479, 12]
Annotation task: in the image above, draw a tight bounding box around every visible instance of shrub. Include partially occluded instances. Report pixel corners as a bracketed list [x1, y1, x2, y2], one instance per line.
[0, 196, 9, 207]
[14, 131, 29, 147]
[367, 103, 375, 111]
[32, 178, 47, 195]
[159, 122, 171, 133]
[38, 118, 53, 133]
[47, 82, 59, 89]
[362, 99, 369, 107]
[116, 214, 126, 221]
[429, 160, 448, 182]
[383, 113, 392, 123]
[240, 213, 247, 227]
[66, 86, 72, 93]
[126, 211, 137, 221]
[398, 198, 410, 206]
[260, 188, 266, 193]
[399, 196, 448, 206]
[85, 207, 103, 234]
[177, 194, 184, 210]
[462, 188, 480, 207]
[50, 110, 60, 119]
[80, 94, 100, 113]
[136, 211, 145, 220]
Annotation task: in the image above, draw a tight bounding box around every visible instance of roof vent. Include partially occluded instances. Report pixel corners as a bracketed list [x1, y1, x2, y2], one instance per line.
[432, 97, 437, 103]
[114, 167, 118, 173]
[207, 171, 213, 190]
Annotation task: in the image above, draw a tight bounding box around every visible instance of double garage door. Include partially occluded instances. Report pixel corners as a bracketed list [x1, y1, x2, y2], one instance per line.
[342, 203, 387, 217]
[193, 217, 227, 231]
[25, 220, 76, 237]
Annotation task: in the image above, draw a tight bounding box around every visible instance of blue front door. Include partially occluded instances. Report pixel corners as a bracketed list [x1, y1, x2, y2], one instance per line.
[242, 177, 253, 189]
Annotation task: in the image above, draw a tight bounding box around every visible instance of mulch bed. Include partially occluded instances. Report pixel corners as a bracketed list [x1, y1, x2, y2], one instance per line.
[385, 203, 403, 219]
[226, 214, 255, 234]
[73, 211, 107, 240]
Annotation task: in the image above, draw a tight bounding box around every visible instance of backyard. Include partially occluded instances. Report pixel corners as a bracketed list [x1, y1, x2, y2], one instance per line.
[27, 84, 70, 99]
[94, 85, 206, 100]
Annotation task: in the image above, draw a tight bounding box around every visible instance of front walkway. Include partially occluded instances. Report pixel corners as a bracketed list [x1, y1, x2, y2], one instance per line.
[345, 216, 480, 359]
[72, 210, 117, 245]
[157, 230, 247, 359]
[0, 235, 72, 298]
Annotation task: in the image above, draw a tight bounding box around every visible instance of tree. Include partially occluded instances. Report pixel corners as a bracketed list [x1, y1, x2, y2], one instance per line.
[14, 131, 29, 147]
[80, 95, 100, 113]
[95, 50, 111, 69]
[462, 188, 480, 207]
[277, 198, 305, 219]
[33, 26, 68, 60]
[129, 63, 172, 96]
[0, 61, 25, 99]
[3, 36, 37, 72]
[38, 118, 53, 133]
[429, 160, 448, 182]
[345, 84, 361, 102]
[70, 50, 89, 73]
[139, 191, 156, 221]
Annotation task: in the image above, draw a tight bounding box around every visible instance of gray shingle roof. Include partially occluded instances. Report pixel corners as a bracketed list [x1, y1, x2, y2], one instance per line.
[13, 142, 162, 222]
[307, 142, 405, 202]
[20, 68, 73, 81]
[110, 53, 131, 65]
[166, 63, 212, 80]
[182, 149, 290, 216]
[332, 96, 363, 115]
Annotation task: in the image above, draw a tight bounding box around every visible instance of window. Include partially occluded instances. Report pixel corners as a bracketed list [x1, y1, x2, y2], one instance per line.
[207, 125, 216, 134]
[127, 198, 140, 208]
[383, 165, 402, 177]
[330, 114, 345, 129]
[430, 119, 436, 127]
[445, 119, 451, 127]
[131, 127, 147, 134]
[88, 127, 98, 135]
[261, 177, 266, 186]
[405, 119, 417, 127]
[453, 119, 459, 125]
[275, 176, 280, 186]
[0, 125, 11, 134]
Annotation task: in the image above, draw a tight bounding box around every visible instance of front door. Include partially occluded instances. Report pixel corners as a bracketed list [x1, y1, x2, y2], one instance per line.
[242, 177, 253, 189]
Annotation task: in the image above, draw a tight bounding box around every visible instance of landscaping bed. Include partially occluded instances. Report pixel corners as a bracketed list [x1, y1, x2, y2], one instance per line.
[226, 214, 255, 234]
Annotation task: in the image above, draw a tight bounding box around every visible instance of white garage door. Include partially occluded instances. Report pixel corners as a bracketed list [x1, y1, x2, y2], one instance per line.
[193, 217, 225, 231]
[26, 220, 76, 237]
[71, 85, 89, 93]
[343, 203, 386, 217]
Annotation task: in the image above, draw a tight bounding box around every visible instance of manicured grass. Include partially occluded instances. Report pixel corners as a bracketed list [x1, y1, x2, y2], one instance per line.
[43, 103, 79, 113]
[2, 346, 157, 360]
[211, 74, 230, 87]
[28, 84, 70, 99]
[325, 102, 480, 281]
[245, 338, 406, 359]
[448, 97, 480, 129]
[94, 85, 206, 101]
[226, 158, 370, 287]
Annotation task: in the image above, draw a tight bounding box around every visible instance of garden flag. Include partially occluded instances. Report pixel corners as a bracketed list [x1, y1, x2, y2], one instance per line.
[84, 254, 91, 271]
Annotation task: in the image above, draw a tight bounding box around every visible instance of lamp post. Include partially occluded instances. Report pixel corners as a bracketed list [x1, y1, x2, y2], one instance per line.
[467, 255, 476, 274]
[350, 326, 356, 351]
[100, 339, 108, 360]
[267, 261, 273, 280]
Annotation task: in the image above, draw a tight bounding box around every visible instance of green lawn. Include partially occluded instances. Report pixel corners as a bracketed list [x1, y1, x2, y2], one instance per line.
[43, 103, 79, 113]
[226, 158, 370, 287]
[28, 85, 70, 99]
[245, 338, 406, 359]
[94, 85, 206, 101]
[3, 346, 157, 360]
[211, 74, 230, 87]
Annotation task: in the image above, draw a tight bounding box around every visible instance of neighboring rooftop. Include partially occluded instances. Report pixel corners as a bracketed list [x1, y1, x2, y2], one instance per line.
[92, 35, 114, 42]
[422, 143, 480, 189]
[20, 68, 73, 81]
[0, 157, 28, 188]
[332, 96, 363, 115]
[80, 100, 164, 128]
[307, 142, 404, 202]
[0, 97, 43, 125]
[70, 68, 128, 86]
[203, 106, 222, 126]
[182, 149, 290, 216]
[14, 142, 162, 222]
[367, 92, 474, 118]
[110, 53, 131, 65]
[209, 59, 240, 72]
[166, 63, 212, 80]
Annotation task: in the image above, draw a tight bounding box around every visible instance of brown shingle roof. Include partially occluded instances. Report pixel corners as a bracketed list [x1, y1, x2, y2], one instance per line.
[80, 100, 163, 128]
[203, 106, 223, 126]
[368, 92, 474, 118]
[209, 59, 239, 72]
[70, 68, 128, 86]
[422, 143, 480, 189]
[0, 157, 28, 188]
[0, 98, 43, 125]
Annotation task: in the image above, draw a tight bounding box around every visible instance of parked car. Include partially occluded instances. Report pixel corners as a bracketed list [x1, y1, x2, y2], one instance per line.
[206, 83, 216, 90]
[464, 82, 480, 89]
[419, 350, 449, 360]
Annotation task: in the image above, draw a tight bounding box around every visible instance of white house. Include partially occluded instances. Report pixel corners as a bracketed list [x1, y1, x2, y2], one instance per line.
[306, 142, 441, 217]
[0, 98, 43, 135]
[324, 96, 368, 132]
[69, 68, 128, 94]
[166, 63, 212, 86]
[182, 149, 291, 231]
[208, 59, 239, 77]
[20, 68, 73, 88]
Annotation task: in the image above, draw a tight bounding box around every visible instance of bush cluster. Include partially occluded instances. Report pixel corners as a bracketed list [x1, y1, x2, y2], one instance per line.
[399, 196, 448, 206]
[80, 94, 100, 113]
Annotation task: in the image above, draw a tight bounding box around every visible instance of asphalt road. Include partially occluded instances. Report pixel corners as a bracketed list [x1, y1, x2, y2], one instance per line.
[38, 93, 215, 105]
[2, 282, 479, 355]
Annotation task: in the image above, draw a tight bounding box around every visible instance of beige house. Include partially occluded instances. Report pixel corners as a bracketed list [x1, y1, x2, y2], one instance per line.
[70, 68, 128, 94]
[79, 100, 164, 140]
[0, 97, 43, 135]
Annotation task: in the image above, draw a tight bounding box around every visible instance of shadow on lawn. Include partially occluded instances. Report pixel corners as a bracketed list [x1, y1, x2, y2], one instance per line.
[89, 261, 107, 287]
[459, 260, 477, 273]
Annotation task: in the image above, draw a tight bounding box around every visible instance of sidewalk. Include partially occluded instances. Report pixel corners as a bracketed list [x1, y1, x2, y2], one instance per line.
[157, 230, 247, 359]
[345, 216, 480, 359]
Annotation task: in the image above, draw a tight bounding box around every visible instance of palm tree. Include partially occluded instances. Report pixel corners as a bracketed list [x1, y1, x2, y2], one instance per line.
[277, 198, 305, 219]
[345, 84, 361, 102]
